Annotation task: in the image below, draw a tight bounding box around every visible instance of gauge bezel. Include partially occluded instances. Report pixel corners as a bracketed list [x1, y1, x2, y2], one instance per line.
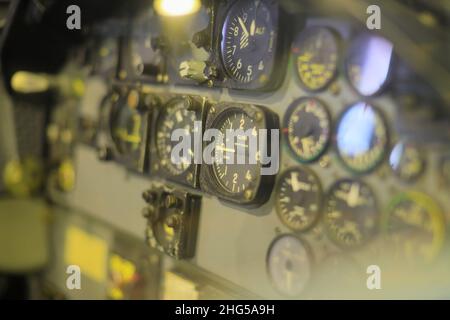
[208, 0, 288, 91]
[381, 191, 446, 262]
[292, 26, 340, 93]
[389, 139, 426, 183]
[344, 32, 395, 98]
[99, 87, 153, 173]
[335, 102, 389, 175]
[283, 97, 332, 163]
[199, 102, 279, 208]
[274, 166, 323, 232]
[324, 179, 379, 250]
[150, 95, 206, 189]
[265, 233, 314, 298]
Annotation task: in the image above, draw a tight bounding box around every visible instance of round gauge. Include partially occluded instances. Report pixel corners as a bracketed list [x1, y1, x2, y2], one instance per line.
[346, 33, 394, 96]
[283, 98, 331, 163]
[275, 167, 322, 232]
[156, 98, 197, 176]
[292, 26, 338, 91]
[336, 102, 388, 173]
[324, 180, 378, 249]
[212, 110, 261, 194]
[110, 90, 144, 155]
[383, 191, 445, 263]
[389, 140, 425, 182]
[439, 154, 450, 186]
[267, 234, 312, 297]
[220, 0, 277, 84]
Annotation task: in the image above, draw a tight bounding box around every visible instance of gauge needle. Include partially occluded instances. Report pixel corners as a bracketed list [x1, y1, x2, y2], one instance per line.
[250, 19, 256, 36]
[238, 17, 249, 36]
[289, 172, 311, 192]
[216, 145, 235, 153]
[238, 17, 250, 50]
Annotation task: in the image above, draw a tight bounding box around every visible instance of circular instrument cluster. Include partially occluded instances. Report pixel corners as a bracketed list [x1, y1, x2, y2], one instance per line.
[266, 234, 312, 297]
[283, 98, 331, 163]
[324, 180, 378, 249]
[110, 90, 144, 156]
[275, 167, 322, 232]
[292, 27, 338, 91]
[220, 0, 278, 85]
[383, 191, 445, 263]
[336, 102, 388, 174]
[156, 97, 198, 176]
[200, 103, 279, 207]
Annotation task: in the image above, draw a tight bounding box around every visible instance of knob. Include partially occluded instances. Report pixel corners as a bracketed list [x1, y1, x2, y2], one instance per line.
[179, 60, 216, 84]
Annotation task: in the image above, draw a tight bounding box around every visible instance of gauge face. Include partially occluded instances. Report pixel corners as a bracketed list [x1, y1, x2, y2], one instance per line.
[284, 98, 331, 162]
[212, 110, 261, 194]
[220, 0, 277, 84]
[267, 234, 312, 297]
[383, 191, 445, 263]
[324, 180, 378, 249]
[156, 98, 197, 176]
[389, 141, 425, 182]
[275, 167, 322, 232]
[336, 102, 388, 173]
[346, 34, 394, 96]
[110, 91, 145, 155]
[292, 27, 338, 91]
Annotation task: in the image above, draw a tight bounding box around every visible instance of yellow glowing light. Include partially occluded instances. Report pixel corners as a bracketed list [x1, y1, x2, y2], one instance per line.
[154, 0, 201, 17]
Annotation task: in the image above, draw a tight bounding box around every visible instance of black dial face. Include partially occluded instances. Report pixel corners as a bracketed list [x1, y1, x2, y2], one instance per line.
[275, 167, 322, 232]
[110, 91, 145, 156]
[325, 180, 378, 249]
[156, 98, 197, 176]
[284, 98, 331, 163]
[336, 102, 388, 173]
[346, 34, 394, 96]
[267, 235, 312, 297]
[293, 27, 338, 91]
[383, 191, 445, 263]
[212, 110, 261, 195]
[220, 0, 277, 84]
[389, 141, 425, 182]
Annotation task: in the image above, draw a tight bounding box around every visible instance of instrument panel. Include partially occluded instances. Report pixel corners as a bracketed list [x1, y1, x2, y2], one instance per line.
[1, 0, 449, 300]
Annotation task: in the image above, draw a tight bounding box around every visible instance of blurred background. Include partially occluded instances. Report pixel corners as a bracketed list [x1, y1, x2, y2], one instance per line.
[0, 0, 449, 299]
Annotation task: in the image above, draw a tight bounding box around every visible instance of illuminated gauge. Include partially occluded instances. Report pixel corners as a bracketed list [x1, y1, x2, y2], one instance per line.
[110, 90, 146, 156]
[220, 0, 278, 84]
[94, 38, 119, 76]
[200, 103, 279, 207]
[336, 102, 388, 174]
[275, 167, 322, 232]
[389, 140, 425, 182]
[212, 110, 261, 194]
[156, 97, 198, 176]
[382, 191, 445, 263]
[439, 154, 450, 186]
[324, 180, 378, 249]
[266, 234, 312, 297]
[292, 26, 338, 91]
[346, 33, 394, 96]
[283, 98, 331, 163]
[130, 37, 163, 78]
